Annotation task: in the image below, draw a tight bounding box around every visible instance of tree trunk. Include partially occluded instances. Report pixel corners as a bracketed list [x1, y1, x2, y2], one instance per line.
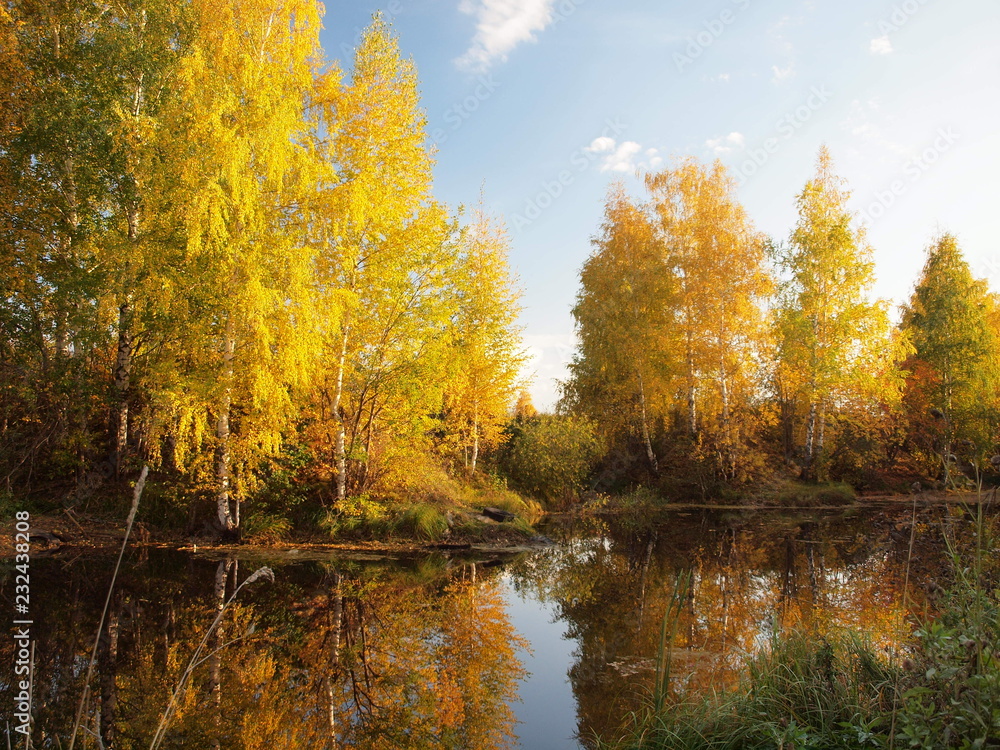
[805, 400, 817, 463]
[332, 323, 350, 504]
[112, 299, 133, 476]
[98, 596, 121, 749]
[637, 371, 659, 474]
[470, 403, 480, 475]
[719, 355, 733, 477]
[215, 318, 238, 532]
[686, 355, 697, 434]
[112, 204, 140, 476]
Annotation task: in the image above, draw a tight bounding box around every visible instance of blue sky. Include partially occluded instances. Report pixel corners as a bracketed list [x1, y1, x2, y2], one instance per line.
[320, 0, 1000, 410]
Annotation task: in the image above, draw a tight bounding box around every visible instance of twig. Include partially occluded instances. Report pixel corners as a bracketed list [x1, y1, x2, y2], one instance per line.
[67, 466, 148, 750]
[148, 566, 274, 750]
[62, 508, 86, 534]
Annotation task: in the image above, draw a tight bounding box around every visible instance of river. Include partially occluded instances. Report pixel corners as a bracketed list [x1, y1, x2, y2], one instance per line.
[0, 503, 962, 748]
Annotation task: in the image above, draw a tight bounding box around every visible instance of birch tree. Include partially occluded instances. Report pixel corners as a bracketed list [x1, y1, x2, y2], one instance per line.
[312, 15, 451, 502]
[567, 184, 674, 474]
[163, 0, 322, 532]
[646, 159, 773, 480]
[774, 147, 903, 479]
[445, 204, 525, 475]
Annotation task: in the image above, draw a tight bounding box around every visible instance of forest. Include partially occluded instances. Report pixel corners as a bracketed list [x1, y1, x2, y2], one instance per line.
[2, 1, 999, 542]
[564, 150, 1000, 499]
[0, 2, 525, 537]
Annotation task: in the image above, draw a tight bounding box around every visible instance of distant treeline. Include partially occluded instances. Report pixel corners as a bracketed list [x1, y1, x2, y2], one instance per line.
[561, 148, 1000, 497]
[0, 3, 523, 531]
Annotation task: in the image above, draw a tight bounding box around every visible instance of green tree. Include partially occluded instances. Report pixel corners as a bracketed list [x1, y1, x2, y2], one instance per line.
[503, 414, 600, 502]
[900, 234, 1000, 480]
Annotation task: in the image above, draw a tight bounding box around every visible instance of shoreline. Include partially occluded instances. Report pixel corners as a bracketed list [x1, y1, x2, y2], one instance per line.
[3, 488, 993, 559]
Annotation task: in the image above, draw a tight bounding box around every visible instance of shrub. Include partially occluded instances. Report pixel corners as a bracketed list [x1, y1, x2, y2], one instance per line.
[501, 414, 601, 503]
[318, 494, 391, 539]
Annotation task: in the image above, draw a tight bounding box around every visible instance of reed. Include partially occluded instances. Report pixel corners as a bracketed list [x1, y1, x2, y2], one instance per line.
[68, 466, 148, 750]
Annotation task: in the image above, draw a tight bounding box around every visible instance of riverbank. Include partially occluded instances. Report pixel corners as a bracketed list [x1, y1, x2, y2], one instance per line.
[600, 501, 1000, 750]
[0, 505, 547, 558]
[4, 484, 992, 560]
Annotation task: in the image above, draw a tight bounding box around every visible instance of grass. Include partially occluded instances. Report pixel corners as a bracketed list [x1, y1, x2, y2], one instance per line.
[606, 489, 1000, 750]
[394, 503, 450, 541]
[615, 630, 896, 750]
[774, 480, 857, 507]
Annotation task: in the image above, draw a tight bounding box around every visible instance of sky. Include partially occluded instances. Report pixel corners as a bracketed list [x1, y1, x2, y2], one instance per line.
[319, 0, 1000, 410]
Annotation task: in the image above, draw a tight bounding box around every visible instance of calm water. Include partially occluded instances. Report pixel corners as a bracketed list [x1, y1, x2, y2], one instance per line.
[0, 505, 958, 748]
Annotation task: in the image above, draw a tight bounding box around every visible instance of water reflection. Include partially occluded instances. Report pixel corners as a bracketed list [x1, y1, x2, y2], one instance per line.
[0, 552, 526, 749]
[0, 505, 960, 749]
[511, 506, 950, 747]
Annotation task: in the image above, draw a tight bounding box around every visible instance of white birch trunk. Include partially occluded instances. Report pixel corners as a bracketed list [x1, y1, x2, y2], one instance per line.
[215, 318, 237, 531]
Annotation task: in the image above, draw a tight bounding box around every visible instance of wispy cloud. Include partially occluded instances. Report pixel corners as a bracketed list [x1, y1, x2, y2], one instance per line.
[455, 0, 557, 73]
[870, 35, 893, 55]
[584, 137, 656, 173]
[771, 63, 794, 83]
[843, 98, 908, 157]
[706, 132, 745, 155]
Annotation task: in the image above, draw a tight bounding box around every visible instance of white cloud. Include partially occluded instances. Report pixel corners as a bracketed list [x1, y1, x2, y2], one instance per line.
[585, 136, 616, 153]
[585, 138, 659, 173]
[455, 0, 557, 73]
[771, 63, 794, 82]
[600, 141, 643, 172]
[870, 35, 893, 55]
[705, 132, 745, 155]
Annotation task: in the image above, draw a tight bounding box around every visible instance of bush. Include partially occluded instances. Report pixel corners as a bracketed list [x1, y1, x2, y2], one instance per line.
[502, 414, 601, 503]
[394, 503, 449, 541]
[318, 494, 391, 539]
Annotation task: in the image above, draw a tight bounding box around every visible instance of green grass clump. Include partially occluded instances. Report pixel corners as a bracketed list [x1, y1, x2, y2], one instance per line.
[394, 503, 450, 541]
[614, 630, 896, 750]
[242, 512, 291, 544]
[776, 481, 856, 507]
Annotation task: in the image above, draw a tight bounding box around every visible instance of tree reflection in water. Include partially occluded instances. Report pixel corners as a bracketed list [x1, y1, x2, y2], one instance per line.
[0, 552, 526, 749]
[0, 506, 963, 749]
[507, 506, 951, 748]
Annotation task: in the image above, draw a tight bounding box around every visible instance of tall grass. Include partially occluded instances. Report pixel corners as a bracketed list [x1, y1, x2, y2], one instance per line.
[609, 487, 1000, 750]
[654, 570, 693, 714]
